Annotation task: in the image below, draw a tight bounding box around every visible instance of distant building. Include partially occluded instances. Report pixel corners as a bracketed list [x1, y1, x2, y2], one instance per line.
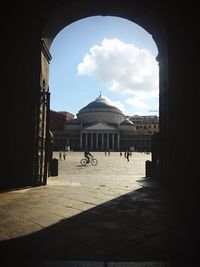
[49, 110, 66, 132]
[50, 95, 158, 151]
[49, 110, 74, 131]
[129, 115, 159, 134]
[58, 111, 74, 123]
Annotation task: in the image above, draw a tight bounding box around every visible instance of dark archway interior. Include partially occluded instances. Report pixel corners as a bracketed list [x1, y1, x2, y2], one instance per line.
[2, 0, 199, 264]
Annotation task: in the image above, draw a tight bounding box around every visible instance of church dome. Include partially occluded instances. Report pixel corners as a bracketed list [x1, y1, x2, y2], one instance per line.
[78, 95, 123, 114]
[77, 95, 124, 124]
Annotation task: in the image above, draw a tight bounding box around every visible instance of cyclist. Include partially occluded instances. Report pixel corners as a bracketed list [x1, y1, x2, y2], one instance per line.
[84, 151, 93, 163]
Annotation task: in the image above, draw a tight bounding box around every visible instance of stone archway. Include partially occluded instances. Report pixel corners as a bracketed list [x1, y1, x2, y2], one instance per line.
[38, 0, 168, 186]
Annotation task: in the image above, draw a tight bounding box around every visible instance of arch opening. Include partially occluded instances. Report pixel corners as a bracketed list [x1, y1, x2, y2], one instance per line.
[38, 2, 168, 187]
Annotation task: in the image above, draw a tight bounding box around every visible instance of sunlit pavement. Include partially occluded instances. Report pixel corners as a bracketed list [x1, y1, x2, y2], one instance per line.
[0, 152, 196, 266]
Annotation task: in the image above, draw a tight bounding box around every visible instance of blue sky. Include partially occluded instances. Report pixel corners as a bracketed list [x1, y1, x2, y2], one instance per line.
[49, 16, 159, 116]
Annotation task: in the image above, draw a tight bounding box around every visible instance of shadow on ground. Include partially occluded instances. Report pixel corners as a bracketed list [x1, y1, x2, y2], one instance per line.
[0, 178, 198, 266]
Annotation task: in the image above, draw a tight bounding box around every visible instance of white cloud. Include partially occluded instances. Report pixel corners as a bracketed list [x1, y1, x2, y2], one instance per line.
[126, 97, 149, 109]
[125, 89, 158, 114]
[78, 38, 159, 95]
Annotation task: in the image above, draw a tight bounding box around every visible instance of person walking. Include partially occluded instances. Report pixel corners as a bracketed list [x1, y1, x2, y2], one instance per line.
[126, 151, 130, 162]
[63, 151, 66, 160]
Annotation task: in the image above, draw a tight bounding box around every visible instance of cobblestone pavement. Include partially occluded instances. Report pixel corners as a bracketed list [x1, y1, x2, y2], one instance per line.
[0, 152, 196, 266]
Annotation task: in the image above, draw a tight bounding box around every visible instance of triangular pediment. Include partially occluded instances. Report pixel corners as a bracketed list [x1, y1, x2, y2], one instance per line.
[84, 123, 116, 130]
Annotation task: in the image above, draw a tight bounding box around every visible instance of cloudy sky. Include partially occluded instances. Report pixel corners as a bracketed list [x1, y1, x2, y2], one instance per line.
[49, 16, 159, 116]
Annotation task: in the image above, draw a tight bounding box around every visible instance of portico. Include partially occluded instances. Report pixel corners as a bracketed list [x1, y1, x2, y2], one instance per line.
[80, 122, 120, 150]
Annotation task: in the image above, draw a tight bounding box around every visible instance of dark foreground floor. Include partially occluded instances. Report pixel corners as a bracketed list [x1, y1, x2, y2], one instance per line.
[0, 177, 198, 267]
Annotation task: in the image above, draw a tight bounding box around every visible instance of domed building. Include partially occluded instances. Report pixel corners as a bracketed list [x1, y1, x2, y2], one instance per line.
[77, 95, 124, 124]
[52, 94, 152, 151]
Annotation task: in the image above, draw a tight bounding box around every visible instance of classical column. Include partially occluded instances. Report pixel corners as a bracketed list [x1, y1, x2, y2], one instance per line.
[102, 133, 104, 150]
[98, 133, 101, 149]
[96, 133, 98, 149]
[117, 133, 120, 150]
[91, 133, 93, 149]
[112, 133, 114, 150]
[107, 133, 109, 150]
[80, 133, 82, 149]
[85, 133, 88, 149]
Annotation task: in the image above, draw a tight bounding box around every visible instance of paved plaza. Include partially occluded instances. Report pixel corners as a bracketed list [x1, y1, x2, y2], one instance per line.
[0, 152, 196, 266]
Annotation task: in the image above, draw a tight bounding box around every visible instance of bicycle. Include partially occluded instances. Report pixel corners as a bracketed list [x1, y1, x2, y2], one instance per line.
[80, 156, 98, 166]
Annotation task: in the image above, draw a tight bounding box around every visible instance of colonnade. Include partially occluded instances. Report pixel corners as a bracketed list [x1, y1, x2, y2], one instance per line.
[80, 132, 120, 150]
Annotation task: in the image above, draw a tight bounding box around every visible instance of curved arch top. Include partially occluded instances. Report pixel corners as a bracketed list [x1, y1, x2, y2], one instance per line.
[42, 0, 167, 55]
